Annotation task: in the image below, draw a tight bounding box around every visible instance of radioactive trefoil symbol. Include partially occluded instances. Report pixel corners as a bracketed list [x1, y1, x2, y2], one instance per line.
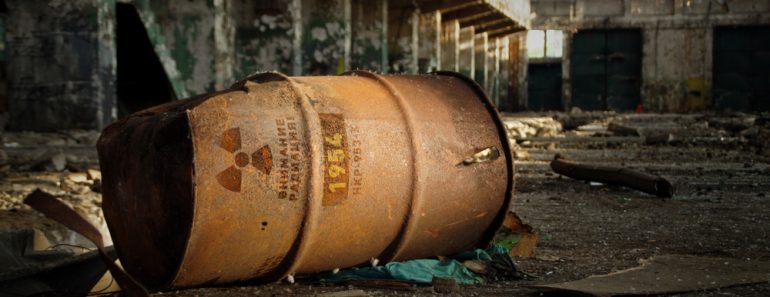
[216, 127, 273, 192]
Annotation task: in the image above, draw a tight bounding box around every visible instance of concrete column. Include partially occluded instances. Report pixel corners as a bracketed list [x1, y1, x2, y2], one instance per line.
[458, 26, 474, 77]
[417, 10, 439, 72]
[343, 0, 351, 71]
[97, 0, 117, 129]
[473, 31, 488, 90]
[454, 20, 460, 71]
[410, 8, 419, 73]
[493, 37, 501, 106]
[435, 12, 441, 71]
[291, 0, 303, 75]
[381, 0, 388, 72]
[213, 0, 234, 90]
[441, 19, 459, 71]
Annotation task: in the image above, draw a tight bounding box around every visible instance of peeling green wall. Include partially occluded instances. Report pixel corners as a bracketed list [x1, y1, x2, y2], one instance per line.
[351, 0, 385, 71]
[232, 0, 294, 77]
[302, 0, 346, 75]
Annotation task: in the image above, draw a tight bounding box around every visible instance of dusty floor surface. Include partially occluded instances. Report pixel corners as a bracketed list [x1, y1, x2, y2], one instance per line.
[1, 112, 769, 296]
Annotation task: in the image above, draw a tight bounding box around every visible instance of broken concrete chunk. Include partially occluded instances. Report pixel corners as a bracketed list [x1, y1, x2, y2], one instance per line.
[86, 169, 101, 181]
[65, 173, 89, 184]
[431, 276, 458, 294]
[48, 152, 67, 172]
[607, 122, 640, 136]
[643, 131, 674, 145]
[502, 117, 563, 139]
[317, 289, 369, 297]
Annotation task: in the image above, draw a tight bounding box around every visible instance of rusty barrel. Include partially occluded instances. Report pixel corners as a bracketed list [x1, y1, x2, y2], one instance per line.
[97, 71, 514, 289]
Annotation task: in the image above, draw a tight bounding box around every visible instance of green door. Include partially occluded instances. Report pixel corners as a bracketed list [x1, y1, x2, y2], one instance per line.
[571, 30, 642, 111]
[528, 63, 563, 111]
[713, 26, 770, 111]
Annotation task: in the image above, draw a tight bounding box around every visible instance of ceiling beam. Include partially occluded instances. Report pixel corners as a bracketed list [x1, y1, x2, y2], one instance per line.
[459, 12, 505, 27]
[441, 5, 489, 22]
[488, 26, 525, 38]
[418, 0, 483, 14]
[474, 19, 514, 33]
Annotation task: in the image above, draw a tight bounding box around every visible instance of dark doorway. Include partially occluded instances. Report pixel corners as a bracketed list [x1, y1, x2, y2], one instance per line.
[528, 63, 562, 111]
[571, 29, 642, 111]
[116, 3, 174, 117]
[713, 26, 770, 112]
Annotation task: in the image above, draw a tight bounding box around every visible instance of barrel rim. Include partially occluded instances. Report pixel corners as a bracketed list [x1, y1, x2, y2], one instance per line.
[431, 70, 516, 249]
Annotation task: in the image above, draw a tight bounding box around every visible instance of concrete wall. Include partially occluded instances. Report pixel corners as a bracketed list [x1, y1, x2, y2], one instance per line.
[5, 0, 115, 131]
[531, 0, 770, 112]
[5, 0, 528, 131]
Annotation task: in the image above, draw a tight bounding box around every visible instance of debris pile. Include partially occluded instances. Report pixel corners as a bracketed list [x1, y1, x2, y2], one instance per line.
[501, 116, 563, 139]
[1, 130, 100, 173]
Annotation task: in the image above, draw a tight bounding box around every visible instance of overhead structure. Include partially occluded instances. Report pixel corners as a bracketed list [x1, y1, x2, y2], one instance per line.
[413, 0, 531, 36]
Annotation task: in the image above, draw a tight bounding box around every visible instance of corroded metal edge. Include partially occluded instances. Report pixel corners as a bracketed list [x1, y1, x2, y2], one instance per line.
[432, 70, 515, 249]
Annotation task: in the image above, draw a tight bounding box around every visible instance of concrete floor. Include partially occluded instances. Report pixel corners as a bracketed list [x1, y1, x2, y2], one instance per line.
[1, 112, 769, 296]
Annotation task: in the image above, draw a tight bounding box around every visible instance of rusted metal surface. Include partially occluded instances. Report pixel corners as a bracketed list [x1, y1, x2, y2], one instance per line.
[97, 71, 514, 289]
[550, 155, 674, 198]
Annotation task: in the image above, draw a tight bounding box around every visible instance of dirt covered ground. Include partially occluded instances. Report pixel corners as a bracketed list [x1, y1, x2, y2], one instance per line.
[1, 112, 769, 296]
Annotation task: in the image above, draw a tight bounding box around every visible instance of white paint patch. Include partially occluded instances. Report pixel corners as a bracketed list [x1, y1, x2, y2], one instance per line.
[311, 27, 328, 42]
[261, 15, 277, 29]
[314, 50, 325, 62]
[325, 22, 341, 35]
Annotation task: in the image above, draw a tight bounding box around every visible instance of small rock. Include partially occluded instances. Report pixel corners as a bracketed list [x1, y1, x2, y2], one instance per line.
[432, 276, 458, 294]
[86, 169, 102, 181]
[514, 150, 530, 160]
[317, 289, 369, 297]
[66, 173, 89, 183]
[0, 149, 7, 165]
[49, 152, 67, 171]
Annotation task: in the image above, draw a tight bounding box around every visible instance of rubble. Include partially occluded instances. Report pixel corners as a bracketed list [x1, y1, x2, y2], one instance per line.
[501, 116, 562, 139]
[0, 111, 768, 296]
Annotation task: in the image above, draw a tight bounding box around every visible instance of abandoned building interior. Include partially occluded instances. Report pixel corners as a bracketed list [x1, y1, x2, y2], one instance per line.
[0, 0, 769, 296]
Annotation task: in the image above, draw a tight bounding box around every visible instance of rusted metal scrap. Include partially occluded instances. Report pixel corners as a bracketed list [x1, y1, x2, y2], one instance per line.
[24, 190, 149, 297]
[550, 155, 674, 198]
[97, 71, 514, 290]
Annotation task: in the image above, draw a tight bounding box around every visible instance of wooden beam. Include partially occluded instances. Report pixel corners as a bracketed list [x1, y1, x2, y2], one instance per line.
[418, 0, 482, 14]
[474, 19, 513, 33]
[488, 26, 525, 38]
[440, 5, 488, 22]
[459, 11, 503, 27]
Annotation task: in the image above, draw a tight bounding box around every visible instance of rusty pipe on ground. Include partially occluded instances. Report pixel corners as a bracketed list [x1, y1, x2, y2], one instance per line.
[550, 155, 674, 198]
[97, 71, 514, 290]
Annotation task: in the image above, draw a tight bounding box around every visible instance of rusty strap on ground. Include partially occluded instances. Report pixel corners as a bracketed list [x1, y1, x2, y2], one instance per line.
[24, 189, 149, 297]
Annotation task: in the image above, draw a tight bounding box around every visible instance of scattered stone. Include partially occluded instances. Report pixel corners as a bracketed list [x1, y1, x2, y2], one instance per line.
[514, 150, 530, 160]
[431, 276, 458, 294]
[86, 169, 101, 181]
[66, 173, 89, 184]
[48, 152, 67, 172]
[317, 289, 369, 297]
[607, 122, 640, 136]
[644, 131, 674, 145]
[502, 117, 563, 139]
